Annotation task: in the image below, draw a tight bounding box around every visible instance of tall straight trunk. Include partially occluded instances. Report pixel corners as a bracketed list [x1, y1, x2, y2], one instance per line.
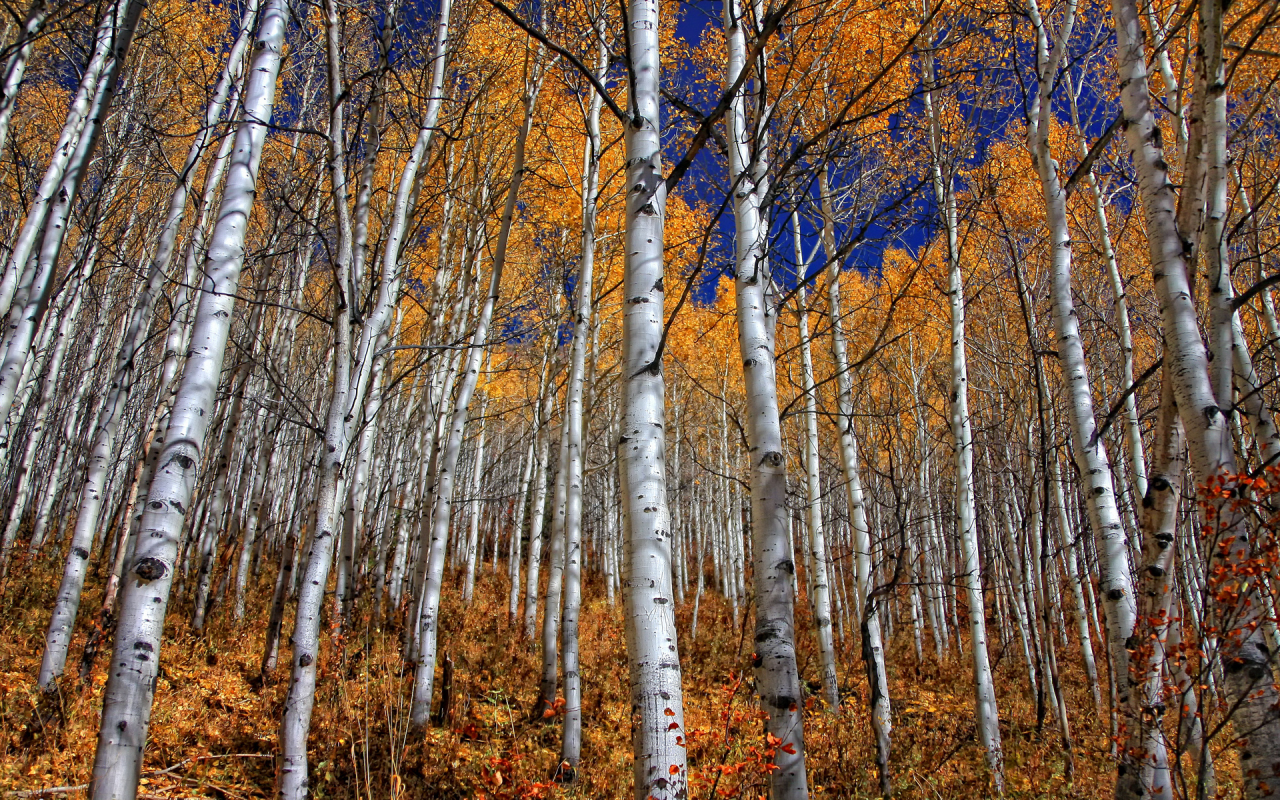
[820, 165, 888, 776]
[191, 289, 266, 631]
[340, 316, 398, 624]
[722, 2, 806, 794]
[462, 403, 487, 603]
[1065, 72, 1147, 500]
[1116, 376, 1182, 800]
[277, 0, 361, 789]
[88, 3, 287, 796]
[795, 278, 838, 710]
[536, 411, 569, 716]
[27, 332, 101, 556]
[1111, 0, 1280, 791]
[234, 392, 285, 621]
[506, 352, 545, 620]
[618, 0, 688, 796]
[523, 360, 557, 637]
[560, 24, 606, 765]
[922, 44, 1004, 791]
[409, 57, 544, 727]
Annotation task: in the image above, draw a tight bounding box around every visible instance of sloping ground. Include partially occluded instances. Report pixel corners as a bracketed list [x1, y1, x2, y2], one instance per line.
[1, 549, 1234, 799]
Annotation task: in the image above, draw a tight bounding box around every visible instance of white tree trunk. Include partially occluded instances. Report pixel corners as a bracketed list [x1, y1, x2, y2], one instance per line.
[1026, 0, 1136, 724]
[0, 0, 47, 177]
[722, 2, 807, 794]
[1110, 0, 1280, 789]
[462, 403, 488, 603]
[922, 46, 1004, 790]
[88, 2, 287, 795]
[820, 167, 889, 771]
[0, 0, 142, 436]
[618, 1, 688, 796]
[795, 279, 838, 710]
[560, 25, 606, 764]
[410, 60, 544, 726]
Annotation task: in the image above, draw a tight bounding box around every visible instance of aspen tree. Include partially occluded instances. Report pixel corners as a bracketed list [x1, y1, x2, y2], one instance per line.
[1110, 0, 1280, 791]
[794, 274, 838, 710]
[921, 37, 1004, 791]
[0, 0, 144, 430]
[1024, 0, 1136, 723]
[616, 0, 688, 796]
[409, 44, 547, 727]
[36, 0, 258, 686]
[88, 1, 289, 795]
[0, 0, 46, 176]
[560, 11, 609, 766]
[819, 166, 890, 777]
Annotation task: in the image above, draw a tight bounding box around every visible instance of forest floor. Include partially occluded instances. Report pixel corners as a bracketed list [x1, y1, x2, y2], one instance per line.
[0, 548, 1236, 799]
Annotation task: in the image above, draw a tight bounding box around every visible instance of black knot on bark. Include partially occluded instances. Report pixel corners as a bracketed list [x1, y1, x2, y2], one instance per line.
[1107, 587, 1125, 601]
[763, 451, 783, 467]
[299, 653, 314, 667]
[172, 453, 195, 470]
[133, 557, 167, 581]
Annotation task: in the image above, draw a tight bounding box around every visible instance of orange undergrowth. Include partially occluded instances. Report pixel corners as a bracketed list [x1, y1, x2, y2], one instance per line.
[0, 544, 1222, 798]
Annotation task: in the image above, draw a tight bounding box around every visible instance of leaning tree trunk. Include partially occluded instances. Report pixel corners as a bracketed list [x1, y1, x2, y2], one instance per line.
[0, 0, 119, 322]
[0, 0, 143, 429]
[88, 2, 287, 797]
[1111, 0, 1280, 792]
[35, 0, 254, 689]
[0, 0, 47, 183]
